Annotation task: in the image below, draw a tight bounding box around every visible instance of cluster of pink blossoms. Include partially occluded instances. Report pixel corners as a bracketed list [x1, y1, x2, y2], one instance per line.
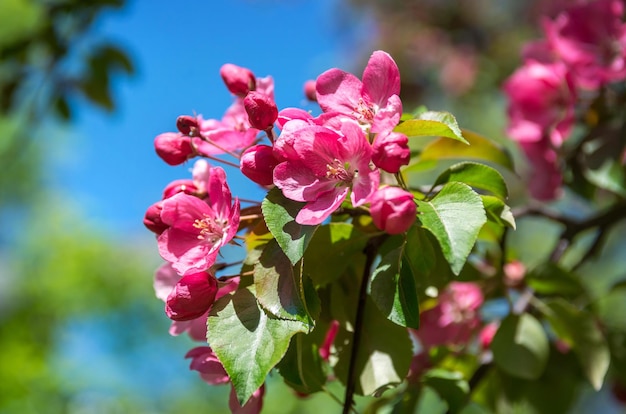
[503, 0, 626, 200]
[144, 50, 420, 412]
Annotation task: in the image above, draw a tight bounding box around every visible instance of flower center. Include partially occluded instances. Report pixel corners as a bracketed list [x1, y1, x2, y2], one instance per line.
[353, 98, 376, 124]
[193, 214, 226, 244]
[326, 159, 354, 183]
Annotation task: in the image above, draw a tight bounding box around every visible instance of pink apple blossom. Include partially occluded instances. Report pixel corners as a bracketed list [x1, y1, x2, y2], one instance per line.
[371, 131, 410, 173]
[542, 0, 626, 89]
[243, 91, 278, 131]
[162, 179, 199, 199]
[220, 63, 256, 97]
[319, 320, 339, 361]
[176, 115, 200, 136]
[316, 50, 402, 135]
[479, 322, 499, 350]
[520, 139, 563, 201]
[240, 144, 279, 186]
[186, 347, 265, 414]
[273, 121, 380, 225]
[303, 80, 317, 102]
[413, 282, 484, 349]
[165, 271, 218, 321]
[154, 132, 196, 165]
[144, 201, 167, 235]
[503, 60, 577, 147]
[369, 186, 416, 234]
[158, 167, 240, 276]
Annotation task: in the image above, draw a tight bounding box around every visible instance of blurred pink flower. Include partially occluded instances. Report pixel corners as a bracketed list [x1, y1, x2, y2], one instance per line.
[273, 121, 379, 225]
[369, 186, 416, 234]
[503, 60, 576, 147]
[413, 282, 484, 349]
[158, 167, 240, 276]
[520, 139, 563, 201]
[316, 50, 402, 134]
[543, 0, 626, 89]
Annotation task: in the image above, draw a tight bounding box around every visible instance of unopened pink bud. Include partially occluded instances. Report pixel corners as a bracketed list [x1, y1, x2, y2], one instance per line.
[176, 115, 200, 136]
[479, 322, 498, 350]
[303, 80, 317, 102]
[154, 132, 195, 165]
[244, 91, 278, 131]
[372, 131, 410, 173]
[240, 144, 278, 186]
[370, 186, 416, 234]
[220, 63, 256, 96]
[143, 201, 168, 235]
[165, 272, 218, 321]
[162, 179, 199, 199]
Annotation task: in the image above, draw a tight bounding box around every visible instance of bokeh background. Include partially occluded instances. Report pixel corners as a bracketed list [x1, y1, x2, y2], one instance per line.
[2, 0, 623, 413]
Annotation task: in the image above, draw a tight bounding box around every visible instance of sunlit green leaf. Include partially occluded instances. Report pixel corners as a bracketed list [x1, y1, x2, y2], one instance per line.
[491, 313, 549, 380]
[262, 187, 318, 265]
[417, 182, 486, 275]
[395, 111, 468, 144]
[433, 162, 509, 200]
[253, 239, 318, 330]
[207, 283, 308, 405]
[481, 196, 516, 230]
[407, 130, 514, 172]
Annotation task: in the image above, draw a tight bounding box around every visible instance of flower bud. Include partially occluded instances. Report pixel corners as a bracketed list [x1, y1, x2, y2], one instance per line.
[370, 186, 416, 234]
[143, 201, 168, 235]
[479, 322, 498, 350]
[244, 91, 278, 131]
[176, 115, 200, 136]
[240, 144, 278, 186]
[162, 179, 198, 199]
[372, 131, 410, 173]
[303, 80, 317, 102]
[154, 132, 195, 165]
[220, 63, 256, 96]
[165, 272, 218, 321]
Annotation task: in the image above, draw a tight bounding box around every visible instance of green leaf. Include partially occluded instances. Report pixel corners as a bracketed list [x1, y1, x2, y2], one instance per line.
[526, 263, 584, 296]
[422, 369, 470, 414]
[370, 243, 420, 329]
[541, 299, 609, 390]
[334, 297, 413, 396]
[302, 223, 369, 286]
[408, 129, 514, 172]
[584, 158, 626, 197]
[207, 283, 308, 405]
[433, 162, 509, 200]
[481, 195, 516, 230]
[395, 111, 468, 144]
[253, 239, 318, 330]
[417, 182, 486, 275]
[491, 313, 549, 380]
[262, 187, 318, 265]
[276, 331, 327, 394]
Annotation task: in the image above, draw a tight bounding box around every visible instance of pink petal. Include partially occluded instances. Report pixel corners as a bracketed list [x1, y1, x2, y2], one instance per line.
[361, 50, 401, 107]
[316, 69, 362, 114]
[296, 187, 348, 225]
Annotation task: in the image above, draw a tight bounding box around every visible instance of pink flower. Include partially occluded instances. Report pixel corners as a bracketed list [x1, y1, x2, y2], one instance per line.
[162, 179, 199, 199]
[144, 201, 167, 235]
[176, 115, 200, 136]
[240, 144, 279, 186]
[413, 282, 484, 349]
[273, 121, 379, 225]
[369, 186, 416, 234]
[157, 167, 240, 276]
[186, 347, 265, 414]
[543, 0, 626, 89]
[194, 104, 259, 156]
[316, 50, 402, 134]
[154, 132, 195, 165]
[319, 320, 339, 361]
[371, 131, 410, 173]
[520, 139, 563, 201]
[479, 322, 499, 350]
[243, 91, 278, 131]
[165, 272, 218, 321]
[220, 63, 256, 97]
[503, 60, 577, 147]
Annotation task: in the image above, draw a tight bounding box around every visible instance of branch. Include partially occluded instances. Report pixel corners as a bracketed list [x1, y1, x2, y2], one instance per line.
[343, 234, 387, 414]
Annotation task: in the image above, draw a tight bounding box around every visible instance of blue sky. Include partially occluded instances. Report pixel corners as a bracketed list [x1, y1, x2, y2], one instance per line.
[53, 0, 376, 237]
